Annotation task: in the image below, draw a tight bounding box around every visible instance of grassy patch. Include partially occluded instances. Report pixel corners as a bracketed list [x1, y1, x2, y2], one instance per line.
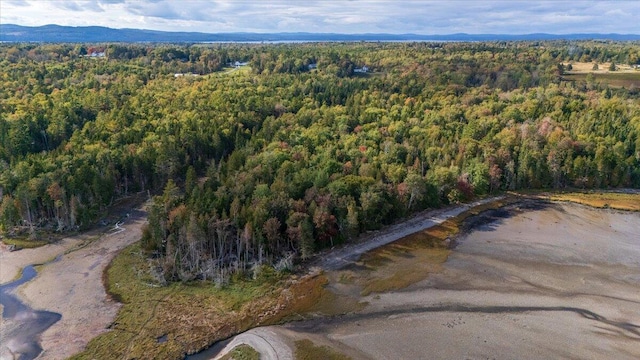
[547, 191, 640, 211]
[303, 285, 367, 317]
[1, 228, 73, 249]
[219, 344, 260, 360]
[294, 339, 352, 360]
[562, 61, 638, 74]
[210, 66, 253, 77]
[1, 237, 50, 249]
[72, 243, 328, 360]
[562, 72, 640, 88]
[359, 248, 448, 296]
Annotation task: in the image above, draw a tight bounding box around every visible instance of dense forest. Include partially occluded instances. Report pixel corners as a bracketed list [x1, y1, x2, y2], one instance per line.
[1, 41, 639, 283]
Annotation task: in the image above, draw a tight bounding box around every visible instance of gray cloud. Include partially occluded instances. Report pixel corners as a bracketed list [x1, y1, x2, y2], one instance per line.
[50, 0, 111, 12]
[47, 0, 127, 13]
[126, 1, 181, 19]
[2, 0, 639, 34]
[124, 1, 230, 23]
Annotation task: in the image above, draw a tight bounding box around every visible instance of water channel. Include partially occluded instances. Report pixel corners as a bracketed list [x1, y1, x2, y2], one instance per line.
[0, 258, 62, 360]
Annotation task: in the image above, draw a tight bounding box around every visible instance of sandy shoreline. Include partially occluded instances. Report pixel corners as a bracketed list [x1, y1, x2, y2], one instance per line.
[0, 209, 147, 360]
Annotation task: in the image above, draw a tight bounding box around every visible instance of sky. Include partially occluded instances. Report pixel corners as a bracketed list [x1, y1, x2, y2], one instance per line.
[1, 0, 639, 35]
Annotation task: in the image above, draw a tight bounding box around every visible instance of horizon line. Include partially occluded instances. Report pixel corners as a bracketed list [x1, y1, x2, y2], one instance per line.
[3, 24, 639, 37]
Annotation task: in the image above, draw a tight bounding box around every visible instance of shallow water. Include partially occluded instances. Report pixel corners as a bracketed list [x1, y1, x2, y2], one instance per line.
[0, 260, 62, 360]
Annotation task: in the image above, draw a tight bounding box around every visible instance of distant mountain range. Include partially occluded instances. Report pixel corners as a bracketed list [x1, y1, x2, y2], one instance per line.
[2, 24, 639, 43]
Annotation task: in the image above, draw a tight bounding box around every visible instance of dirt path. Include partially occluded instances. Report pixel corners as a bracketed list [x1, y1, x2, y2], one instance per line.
[0, 208, 147, 360]
[211, 328, 293, 360]
[316, 196, 503, 270]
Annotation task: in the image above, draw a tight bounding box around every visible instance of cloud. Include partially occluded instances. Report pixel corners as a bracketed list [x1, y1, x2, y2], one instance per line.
[4, 0, 30, 7]
[1, 0, 639, 34]
[126, 1, 181, 19]
[49, 0, 128, 12]
[54, 1, 102, 12]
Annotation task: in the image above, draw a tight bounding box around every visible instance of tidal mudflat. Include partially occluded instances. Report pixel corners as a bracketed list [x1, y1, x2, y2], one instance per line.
[0, 209, 146, 360]
[220, 201, 640, 359]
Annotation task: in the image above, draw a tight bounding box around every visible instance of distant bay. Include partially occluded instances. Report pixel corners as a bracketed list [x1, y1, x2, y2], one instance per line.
[2, 24, 639, 43]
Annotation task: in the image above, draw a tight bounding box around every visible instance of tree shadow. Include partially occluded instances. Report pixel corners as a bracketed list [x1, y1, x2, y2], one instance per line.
[461, 200, 560, 233]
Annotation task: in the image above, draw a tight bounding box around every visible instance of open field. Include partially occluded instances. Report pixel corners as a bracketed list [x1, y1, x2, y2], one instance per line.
[563, 61, 639, 74]
[560, 61, 640, 88]
[206, 65, 252, 77]
[562, 73, 640, 88]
